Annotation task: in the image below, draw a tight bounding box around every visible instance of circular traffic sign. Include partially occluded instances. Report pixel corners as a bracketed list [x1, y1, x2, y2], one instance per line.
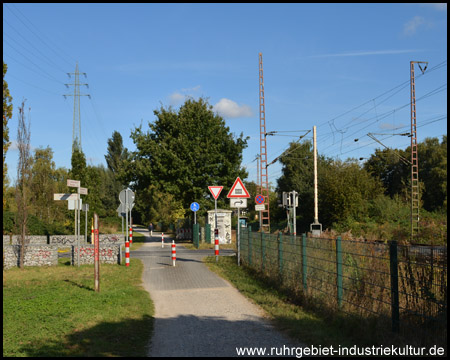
[190, 202, 200, 212]
[255, 195, 265, 204]
[119, 189, 135, 206]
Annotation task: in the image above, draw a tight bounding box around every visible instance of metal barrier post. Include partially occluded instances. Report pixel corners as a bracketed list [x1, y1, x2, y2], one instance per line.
[302, 233, 307, 291]
[336, 236, 343, 308]
[193, 223, 199, 249]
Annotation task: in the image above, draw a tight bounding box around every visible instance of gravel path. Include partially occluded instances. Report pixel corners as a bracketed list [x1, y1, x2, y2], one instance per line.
[132, 230, 303, 357]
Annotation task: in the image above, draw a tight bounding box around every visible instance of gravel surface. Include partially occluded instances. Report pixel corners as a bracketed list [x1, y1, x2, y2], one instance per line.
[132, 231, 304, 357]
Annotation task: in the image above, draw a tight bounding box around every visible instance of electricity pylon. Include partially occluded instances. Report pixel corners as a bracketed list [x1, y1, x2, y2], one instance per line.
[63, 62, 90, 153]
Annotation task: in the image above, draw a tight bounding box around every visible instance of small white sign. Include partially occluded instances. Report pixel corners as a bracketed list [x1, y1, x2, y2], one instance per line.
[255, 204, 265, 211]
[67, 179, 80, 188]
[68, 199, 82, 210]
[79, 187, 88, 195]
[230, 198, 247, 208]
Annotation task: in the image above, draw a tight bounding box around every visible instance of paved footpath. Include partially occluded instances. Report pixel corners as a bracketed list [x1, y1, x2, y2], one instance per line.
[131, 230, 303, 357]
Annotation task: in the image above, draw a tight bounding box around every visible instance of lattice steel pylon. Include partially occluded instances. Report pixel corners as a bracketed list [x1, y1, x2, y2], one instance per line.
[410, 60, 427, 241]
[259, 53, 270, 232]
[64, 62, 90, 153]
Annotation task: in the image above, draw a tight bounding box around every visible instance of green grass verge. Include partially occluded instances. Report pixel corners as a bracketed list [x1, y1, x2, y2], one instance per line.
[3, 258, 153, 357]
[204, 256, 424, 349]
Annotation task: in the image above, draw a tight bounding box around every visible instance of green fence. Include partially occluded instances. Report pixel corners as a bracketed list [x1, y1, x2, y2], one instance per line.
[240, 228, 447, 338]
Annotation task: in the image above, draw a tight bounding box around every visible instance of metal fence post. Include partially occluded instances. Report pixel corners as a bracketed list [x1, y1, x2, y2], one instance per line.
[193, 223, 199, 249]
[336, 236, 343, 308]
[261, 231, 266, 271]
[248, 225, 252, 266]
[278, 233, 283, 277]
[302, 233, 307, 291]
[389, 240, 400, 333]
[205, 223, 211, 244]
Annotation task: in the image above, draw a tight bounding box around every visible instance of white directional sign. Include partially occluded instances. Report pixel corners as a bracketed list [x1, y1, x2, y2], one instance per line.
[227, 177, 250, 198]
[54, 193, 78, 201]
[67, 179, 80, 188]
[230, 198, 247, 208]
[79, 187, 88, 195]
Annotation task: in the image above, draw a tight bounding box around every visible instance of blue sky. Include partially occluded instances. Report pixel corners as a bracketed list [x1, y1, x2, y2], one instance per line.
[3, 3, 447, 190]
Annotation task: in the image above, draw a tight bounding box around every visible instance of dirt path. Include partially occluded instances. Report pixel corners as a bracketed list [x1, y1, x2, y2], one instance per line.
[132, 230, 303, 357]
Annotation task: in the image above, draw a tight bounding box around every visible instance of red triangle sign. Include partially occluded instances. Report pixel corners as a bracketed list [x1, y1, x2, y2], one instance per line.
[208, 186, 223, 200]
[227, 177, 250, 198]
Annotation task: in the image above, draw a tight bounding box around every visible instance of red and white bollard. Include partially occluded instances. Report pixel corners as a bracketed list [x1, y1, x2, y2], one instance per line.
[172, 240, 176, 266]
[125, 240, 130, 267]
[161, 232, 164, 248]
[215, 228, 219, 262]
[129, 226, 133, 244]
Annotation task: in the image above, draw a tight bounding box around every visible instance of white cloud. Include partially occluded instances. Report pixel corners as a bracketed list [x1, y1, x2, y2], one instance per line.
[213, 98, 253, 119]
[168, 85, 201, 106]
[403, 16, 425, 36]
[169, 92, 185, 106]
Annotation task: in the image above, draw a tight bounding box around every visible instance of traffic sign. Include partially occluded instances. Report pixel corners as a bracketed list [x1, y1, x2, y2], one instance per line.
[54, 193, 78, 201]
[208, 186, 223, 200]
[255, 194, 265, 204]
[190, 202, 200, 212]
[79, 187, 88, 195]
[230, 198, 247, 208]
[227, 177, 250, 198]
[119, 189, 135, 205]
[67, 179, 80, 188]
[255, 204, 265, 211]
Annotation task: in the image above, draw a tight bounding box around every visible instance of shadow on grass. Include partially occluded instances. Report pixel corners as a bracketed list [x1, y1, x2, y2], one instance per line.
[18, 315, 153, 357]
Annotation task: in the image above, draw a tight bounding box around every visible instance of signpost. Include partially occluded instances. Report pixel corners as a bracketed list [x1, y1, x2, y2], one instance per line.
[209, 186, 223, 262]
[54, 180, 88, 267]
[190, 202, 199, 224]
[119, 189, 135, 244]
[227, 177, 250, 266]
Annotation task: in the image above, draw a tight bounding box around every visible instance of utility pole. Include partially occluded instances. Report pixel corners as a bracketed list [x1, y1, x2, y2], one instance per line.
[259, 53, 270, 232]
[410, 61, 427, 241]
[310, 126, 322, 236]
[64, 62, 90, 153]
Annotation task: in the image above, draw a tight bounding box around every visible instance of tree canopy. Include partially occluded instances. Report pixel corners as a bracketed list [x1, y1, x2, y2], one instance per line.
[123, 97, 249, 225]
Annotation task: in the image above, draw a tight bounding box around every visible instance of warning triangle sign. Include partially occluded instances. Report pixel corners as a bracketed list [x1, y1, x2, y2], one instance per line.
[208, 186, 223, 200]
[227, 177, 250, 198]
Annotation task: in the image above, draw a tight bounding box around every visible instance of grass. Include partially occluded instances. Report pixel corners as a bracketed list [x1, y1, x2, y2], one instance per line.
[204, 255, 446, 350]
[3, 258, 154, 357]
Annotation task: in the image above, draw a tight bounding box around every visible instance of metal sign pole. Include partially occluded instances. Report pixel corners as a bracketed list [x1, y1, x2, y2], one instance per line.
[237, 206, 240, 266]
[77, 188, 80, 267]
[125, 190, 129, 243]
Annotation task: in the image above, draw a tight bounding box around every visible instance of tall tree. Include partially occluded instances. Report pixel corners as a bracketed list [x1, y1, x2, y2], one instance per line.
[105, 131, 128, 176]
[30, 146, 56, 223]
[125, 97, 248, 225]
[15, 100, 32, 269]
[3, 62, 13, 208]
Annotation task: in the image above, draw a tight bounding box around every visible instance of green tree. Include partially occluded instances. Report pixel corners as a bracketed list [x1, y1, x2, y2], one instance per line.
[125, 97, 248, 225]
[30, 146, 56, 223]
[70, 145, 87, 186]
[3, 62, 13, 208]
[319, 159, 384, 227]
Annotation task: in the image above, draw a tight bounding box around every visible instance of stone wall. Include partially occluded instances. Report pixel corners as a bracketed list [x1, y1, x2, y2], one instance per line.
[49, 234, 124, 246]
[3, 244, 58, 270]
[3, 235, 48, 245]
[72, 245, 121, 265]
